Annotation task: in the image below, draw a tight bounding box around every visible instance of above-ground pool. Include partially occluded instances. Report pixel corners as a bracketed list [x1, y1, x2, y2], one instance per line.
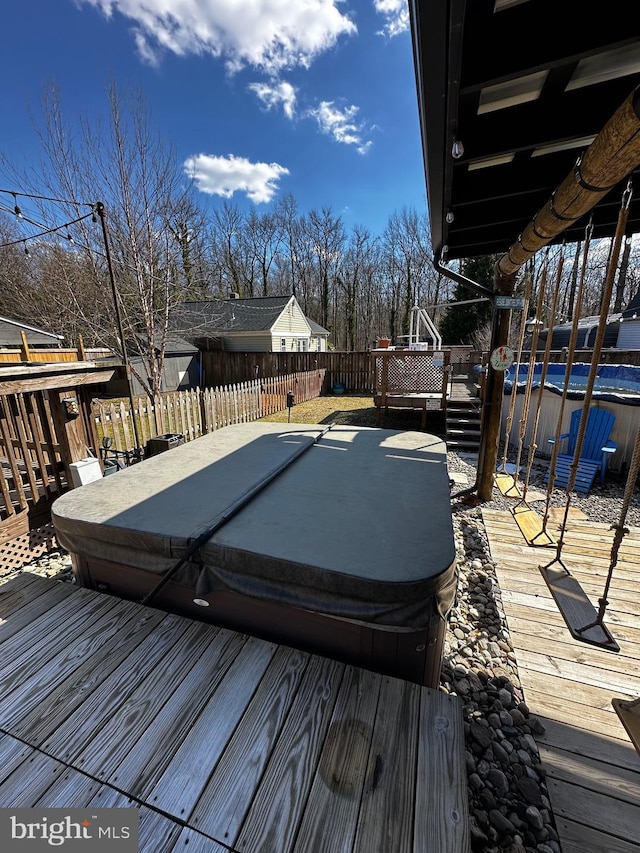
[499, 362, 640, 473]
[503, 362, 640, 403]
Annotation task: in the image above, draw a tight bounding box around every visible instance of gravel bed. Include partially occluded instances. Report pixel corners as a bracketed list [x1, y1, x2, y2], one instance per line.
[4, 448, 638, 852]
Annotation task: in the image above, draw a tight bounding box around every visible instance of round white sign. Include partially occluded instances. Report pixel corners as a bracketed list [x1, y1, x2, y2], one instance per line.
[489, 345, 514, 371]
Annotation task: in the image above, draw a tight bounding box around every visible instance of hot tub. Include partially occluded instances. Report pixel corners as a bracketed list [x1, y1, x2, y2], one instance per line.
[52, 422, 457, 688]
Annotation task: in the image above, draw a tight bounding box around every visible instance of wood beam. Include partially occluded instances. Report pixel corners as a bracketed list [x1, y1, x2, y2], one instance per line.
[498, 86, 640, 277]
[0, 366, 117, 396]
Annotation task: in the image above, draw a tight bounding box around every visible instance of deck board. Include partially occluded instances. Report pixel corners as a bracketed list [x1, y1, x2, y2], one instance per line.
[351, 677, 420, 853]
[291, 666, 381, 853]
[233, 655, 345, 853]
[0, 572, 469, 853]
[483, 509, 640, 853]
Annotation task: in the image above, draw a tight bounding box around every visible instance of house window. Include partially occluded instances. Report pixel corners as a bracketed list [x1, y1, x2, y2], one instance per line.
[280, 338, 287, 352]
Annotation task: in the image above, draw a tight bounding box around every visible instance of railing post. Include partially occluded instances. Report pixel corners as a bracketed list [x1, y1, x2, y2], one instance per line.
[19, 331, 32, 363]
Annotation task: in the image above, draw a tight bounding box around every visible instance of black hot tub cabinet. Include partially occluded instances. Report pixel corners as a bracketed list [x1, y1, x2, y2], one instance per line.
[52, 422, 457, 688]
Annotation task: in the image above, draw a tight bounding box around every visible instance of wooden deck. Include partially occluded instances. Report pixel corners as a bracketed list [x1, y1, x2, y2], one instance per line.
[483, 509, 640, 853]
[0, 572, 469, 852]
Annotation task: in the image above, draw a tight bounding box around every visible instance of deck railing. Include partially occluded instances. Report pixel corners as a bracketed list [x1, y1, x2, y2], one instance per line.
[92, 369, 327, 453]
[0, 390, 66, 526]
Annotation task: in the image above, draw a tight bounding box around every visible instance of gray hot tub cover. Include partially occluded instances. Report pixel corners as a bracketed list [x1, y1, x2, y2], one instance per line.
[53, 423, 457, 630]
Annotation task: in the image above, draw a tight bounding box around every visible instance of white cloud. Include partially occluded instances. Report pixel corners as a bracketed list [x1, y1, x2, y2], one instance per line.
[373, 0, 409, 37]
[78, 0, 357, 73]
[308, 101, 372, 154]
[249, 81, 297, 120]
[184, 153, 289, 203]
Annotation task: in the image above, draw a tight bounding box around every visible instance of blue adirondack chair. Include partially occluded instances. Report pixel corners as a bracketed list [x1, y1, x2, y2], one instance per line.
[545, 407, 617, 493]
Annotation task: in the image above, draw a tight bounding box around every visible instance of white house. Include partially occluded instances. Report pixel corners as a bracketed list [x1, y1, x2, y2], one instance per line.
[172, 295, 330, 353]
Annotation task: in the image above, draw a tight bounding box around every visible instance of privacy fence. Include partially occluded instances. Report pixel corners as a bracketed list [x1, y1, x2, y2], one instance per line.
[92, 369, 327, 452]
[202, 351, 374, 391]
[201, 348, 485, 390]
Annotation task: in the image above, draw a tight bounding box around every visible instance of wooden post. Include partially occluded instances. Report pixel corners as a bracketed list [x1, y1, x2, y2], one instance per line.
[20, 331, 31, 363]
[153, 395, 164, 434]
[476, 271, 516, 501]
[78, 387, 100, 463]
[48, 390, 91, 487]
[77, 334, 87, 362]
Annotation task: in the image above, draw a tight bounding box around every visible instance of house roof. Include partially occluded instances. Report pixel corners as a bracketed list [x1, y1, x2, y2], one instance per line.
[174, 296, 293, 335]
[173, 296, 300, 336]
[409, 0, 640, 262]
[307, 318, 330, 336]
[0, 316, 65, 348]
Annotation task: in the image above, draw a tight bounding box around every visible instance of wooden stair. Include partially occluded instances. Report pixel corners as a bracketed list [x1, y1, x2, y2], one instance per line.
[446, 397, 482, 452]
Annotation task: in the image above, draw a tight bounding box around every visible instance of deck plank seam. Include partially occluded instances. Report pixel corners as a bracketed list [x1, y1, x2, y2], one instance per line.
[0, 723, 196, 833]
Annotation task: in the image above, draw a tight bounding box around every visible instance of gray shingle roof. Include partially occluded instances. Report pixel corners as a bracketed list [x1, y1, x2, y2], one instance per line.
[307, 318, 330, 336]
[172, 296, 294, 336]
[0, 316, 64, 347]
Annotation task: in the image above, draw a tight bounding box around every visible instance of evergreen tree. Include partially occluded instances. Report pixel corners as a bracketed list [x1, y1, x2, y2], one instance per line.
[439, 255, 496, 344]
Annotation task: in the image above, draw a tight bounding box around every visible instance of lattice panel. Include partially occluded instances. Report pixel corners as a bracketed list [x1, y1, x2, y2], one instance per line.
[0, 523, 58, 576]
[374, 353, 446, 393]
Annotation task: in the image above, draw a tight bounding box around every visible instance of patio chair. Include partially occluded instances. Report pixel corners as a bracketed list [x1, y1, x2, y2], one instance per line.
[544, 407, 617, 493]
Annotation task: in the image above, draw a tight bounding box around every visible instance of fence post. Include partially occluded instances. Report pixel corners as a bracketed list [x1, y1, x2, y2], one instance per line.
[19, 331, 32, 363]
[77, 334, 87, 362]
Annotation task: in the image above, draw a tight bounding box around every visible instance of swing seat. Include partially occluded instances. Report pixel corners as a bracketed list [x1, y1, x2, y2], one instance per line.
[544, 407, 617, 493]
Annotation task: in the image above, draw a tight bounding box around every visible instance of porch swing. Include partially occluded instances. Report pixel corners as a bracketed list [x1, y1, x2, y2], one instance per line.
[507, 247, 566, 548]
[536, 184, 634, 655]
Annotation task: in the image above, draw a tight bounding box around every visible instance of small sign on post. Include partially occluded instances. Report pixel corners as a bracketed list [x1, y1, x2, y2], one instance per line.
[495, 295, 525, 310]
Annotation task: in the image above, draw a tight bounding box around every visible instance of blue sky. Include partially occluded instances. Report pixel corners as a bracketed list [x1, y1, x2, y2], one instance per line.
[1, 0, 427, 237]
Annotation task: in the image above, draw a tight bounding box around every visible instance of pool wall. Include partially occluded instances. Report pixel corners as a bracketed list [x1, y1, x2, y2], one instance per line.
[501, 362, 640, 473]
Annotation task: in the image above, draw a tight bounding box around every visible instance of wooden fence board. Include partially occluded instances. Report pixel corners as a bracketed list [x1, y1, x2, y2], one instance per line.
[91, 369, 326, 451]
[0, 395, 26, 511]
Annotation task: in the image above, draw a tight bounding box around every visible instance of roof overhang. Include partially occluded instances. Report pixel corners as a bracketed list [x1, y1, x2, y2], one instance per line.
[409, 0, 640, 264]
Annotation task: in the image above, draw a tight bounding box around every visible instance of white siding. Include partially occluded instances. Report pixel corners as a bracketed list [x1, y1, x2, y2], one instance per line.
[617, 321, 640, 350]
[270, 335, 301, 351]
[222, 333, 274, 351]
[272, 298, 311, 336]
[310, 336, 327, 352]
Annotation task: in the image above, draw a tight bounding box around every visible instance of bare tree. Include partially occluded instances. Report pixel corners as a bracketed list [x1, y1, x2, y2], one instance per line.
[1, 82, 202, 399]
[307, 207, 346, 331]
[337, 225, 379, 350]
[245, 210, 285, 297]
[210, 202, 256, 297]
